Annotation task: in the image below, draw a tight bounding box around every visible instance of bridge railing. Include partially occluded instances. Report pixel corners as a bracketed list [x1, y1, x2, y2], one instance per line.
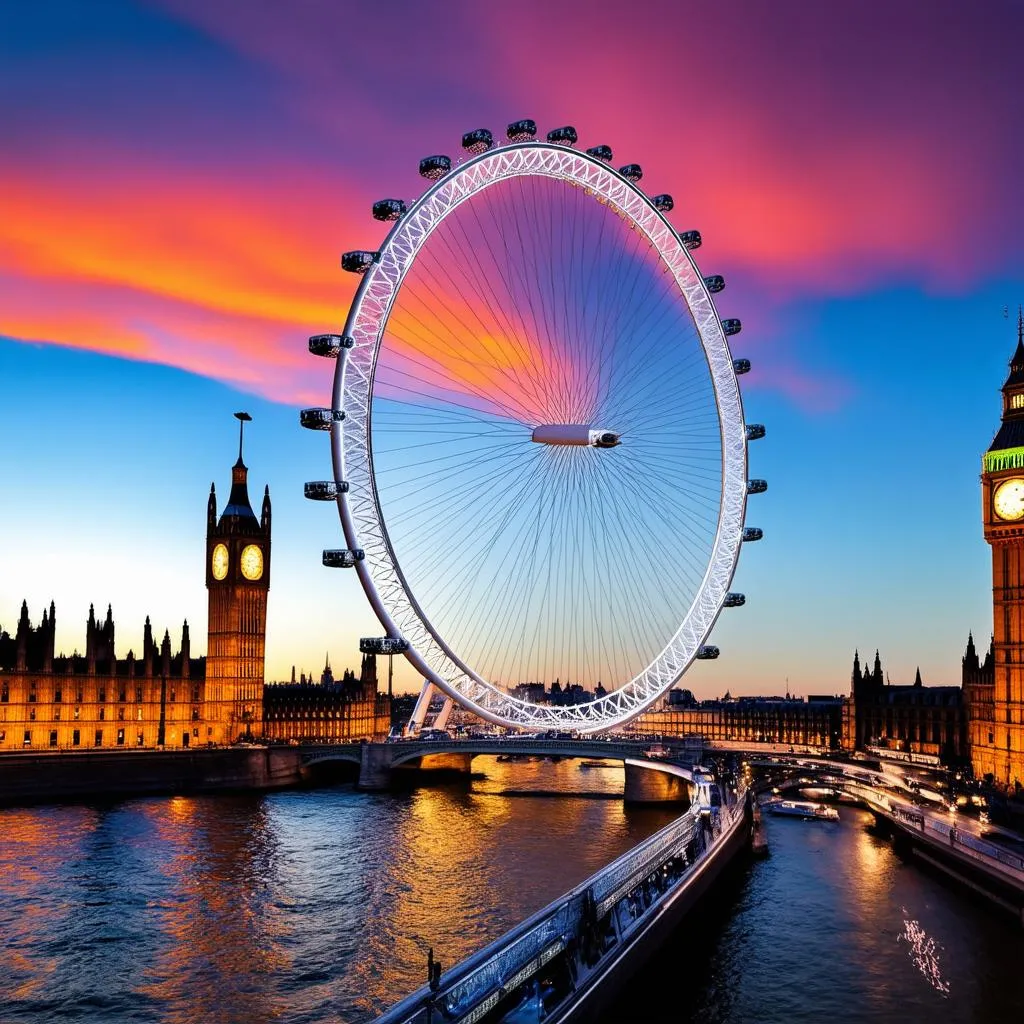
[836, 781, 1024, 882]
[894, 805, 1024, 879]
[374, 790, 748, 1024]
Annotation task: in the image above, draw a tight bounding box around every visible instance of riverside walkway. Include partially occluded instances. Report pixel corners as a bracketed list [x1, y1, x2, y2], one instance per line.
[372, 781, 752, 1024]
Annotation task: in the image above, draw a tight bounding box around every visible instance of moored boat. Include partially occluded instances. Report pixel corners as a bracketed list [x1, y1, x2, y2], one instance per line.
[767, 799, 839, 821]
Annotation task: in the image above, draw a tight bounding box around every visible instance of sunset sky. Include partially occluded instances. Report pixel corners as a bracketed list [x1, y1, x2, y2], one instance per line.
[2, 0, 1022, 696]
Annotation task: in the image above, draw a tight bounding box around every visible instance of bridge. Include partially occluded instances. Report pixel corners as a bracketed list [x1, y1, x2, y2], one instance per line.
[299, 736, 707, 803]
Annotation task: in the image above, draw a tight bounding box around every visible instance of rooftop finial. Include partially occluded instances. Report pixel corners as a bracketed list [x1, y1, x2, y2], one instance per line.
[234, 411, 252, 462]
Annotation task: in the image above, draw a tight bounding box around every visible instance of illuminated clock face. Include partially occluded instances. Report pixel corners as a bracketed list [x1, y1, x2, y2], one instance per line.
[211, 543, 229, 580]
[240, 544, 264, 580]
[993, 478, 1024, 521]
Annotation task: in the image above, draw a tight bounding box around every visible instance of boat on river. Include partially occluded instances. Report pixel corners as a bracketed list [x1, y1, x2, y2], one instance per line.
[767, 799, 839, 821]
[579, 760, 613, 769]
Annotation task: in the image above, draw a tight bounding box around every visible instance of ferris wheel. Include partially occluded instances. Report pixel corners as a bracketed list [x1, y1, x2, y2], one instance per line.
[301, 120, 765, 733]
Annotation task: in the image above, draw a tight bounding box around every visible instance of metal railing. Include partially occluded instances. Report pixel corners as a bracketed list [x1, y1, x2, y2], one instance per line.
[374, 789, 748, 1024]
[840, 781, 1024, 882]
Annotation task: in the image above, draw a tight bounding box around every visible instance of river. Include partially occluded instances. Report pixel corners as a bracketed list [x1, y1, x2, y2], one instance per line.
[1, 758, 1021, 1023]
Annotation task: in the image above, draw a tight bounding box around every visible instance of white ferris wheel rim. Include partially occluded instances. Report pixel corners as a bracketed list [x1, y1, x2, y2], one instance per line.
[330, 141, 748, 732]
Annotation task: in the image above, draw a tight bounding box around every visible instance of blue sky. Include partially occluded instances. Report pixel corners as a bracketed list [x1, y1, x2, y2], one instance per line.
[2, 0, 1022, 696]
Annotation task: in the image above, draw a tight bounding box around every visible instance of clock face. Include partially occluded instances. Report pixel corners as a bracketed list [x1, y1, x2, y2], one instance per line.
[993, 478, 1024, 521]
[211, 543, 229, 580]
[240, 544, 264, 580]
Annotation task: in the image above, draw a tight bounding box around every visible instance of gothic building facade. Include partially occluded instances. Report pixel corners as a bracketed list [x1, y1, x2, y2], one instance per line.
[0, 418, 389, 752]
[263, 654, 391, 743]
[0, 602, 203, 750]
[841, 649, 968, 763]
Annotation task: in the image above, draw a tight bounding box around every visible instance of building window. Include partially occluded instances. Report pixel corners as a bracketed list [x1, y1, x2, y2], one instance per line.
[28, 683, 36, 703]
[48, 730, 57, 747]
[989, 731, 995, 743]
[74, 706, 80, 721]
[136, 731, 144, 747]
[94, 729, 103, 747]
[76, 687, 83, 703]
[118, 688, 126, 703]
[0, 730, 5, 742]
[29, 708, 35, 722]
[54, 688, 62, 703]
[135, 686, 143, 703]
[118, 708, 125, 721]
[72, 729, 80, 747]
[116, 729, 125, 746]
[1012, 394, 1024, 410]
[98, 688, 106, 703]
[169, 689, 176, 703]
[53, 708, 60, 721]
[0, 684, 8, 703]
[192, 707, 199, 721]
[23, 730, 31, 746]
[99, 707, 105, 721]
[183, 732, 189, 747]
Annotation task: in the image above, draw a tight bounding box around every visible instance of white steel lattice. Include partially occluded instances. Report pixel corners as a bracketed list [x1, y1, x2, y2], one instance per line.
[329, 142, 748, 732]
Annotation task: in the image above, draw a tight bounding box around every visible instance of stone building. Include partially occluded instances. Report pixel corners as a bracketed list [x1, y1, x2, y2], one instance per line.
[263, 655, 390, 743]
[623, 692, 843, 750]
[840, 650, 968, 763]
[0, 602, 203, 750]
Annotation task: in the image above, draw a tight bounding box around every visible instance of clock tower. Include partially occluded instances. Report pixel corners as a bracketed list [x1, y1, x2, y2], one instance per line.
[978, 309, 1024, 789]
[206, 412, 271, 743]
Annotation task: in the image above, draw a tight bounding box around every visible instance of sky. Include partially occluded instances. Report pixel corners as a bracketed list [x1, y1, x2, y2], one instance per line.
[1, 0, 1022, 698]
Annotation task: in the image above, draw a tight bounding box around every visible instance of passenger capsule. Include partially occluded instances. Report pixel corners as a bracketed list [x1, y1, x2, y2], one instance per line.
[696, 645, 720, 660]
[733, 358, 751, 375]
[419, 155, 452, 180]
[723, 593, 746, 607]
[678, 229, 702, 250]
[341, 250, 379, 274]
[742, 527, 763, 542]
[461, 128, 493, 154]
[747, 479, 768, 494]
[304, 481, 348, 501]
[308, 333, 353, 358]
[746, 424, 765, 441]
[721, 318, 742, 336]
[651, 193, 674, 213]
[586, 144, 613, 162]
[506, 119, 537, 142]
[703, 274, 725, 294]
[619, 164, 643, 182]
[300, 408, 344, 431]
[372, 199, 406, 222]
[546, 125, 578, 146]
[322, 549, 364, 568]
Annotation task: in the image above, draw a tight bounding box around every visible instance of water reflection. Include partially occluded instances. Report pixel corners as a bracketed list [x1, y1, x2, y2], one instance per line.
[0, 759, 671, 1023]
[4, 771, 1022, 1024]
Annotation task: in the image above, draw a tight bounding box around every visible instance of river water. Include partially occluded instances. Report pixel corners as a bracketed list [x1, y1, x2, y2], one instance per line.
[1, 758, 1022, 1023]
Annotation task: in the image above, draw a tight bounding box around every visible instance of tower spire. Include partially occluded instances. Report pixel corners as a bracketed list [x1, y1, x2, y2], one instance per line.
[235, 411, 252, 463]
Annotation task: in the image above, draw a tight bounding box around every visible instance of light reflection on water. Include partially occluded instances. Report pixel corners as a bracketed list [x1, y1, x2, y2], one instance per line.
[0, 757, 671, 1023]
[611, 806, 1024, 1024]
[2, 768, 1023, 1023]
